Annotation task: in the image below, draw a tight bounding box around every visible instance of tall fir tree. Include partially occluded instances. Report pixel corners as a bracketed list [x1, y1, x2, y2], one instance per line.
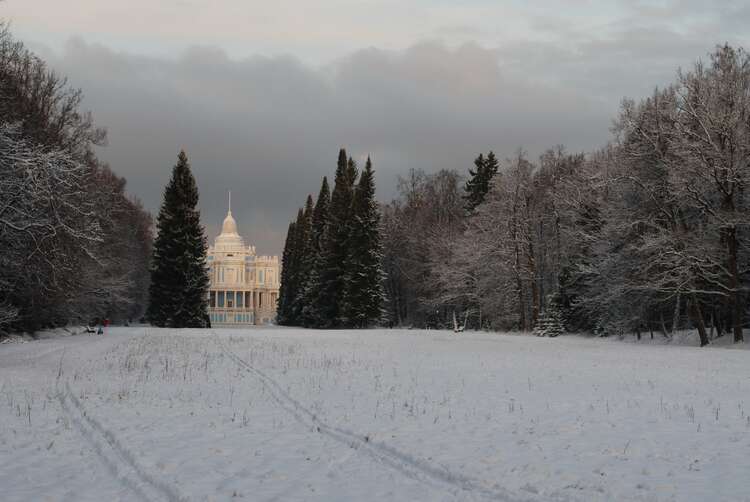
[315, 149, 358, 327]
[482, 151, 499, 193]
[463, 153, 486, 212]
[276, 220, 296, 325]
[301, 177, 331, 327]
[285, 208, 305, 324]
[346, 156, 359, 190]
[290, 195, 314, 323]
[463, 151, 499, 213]
[341, 157, 386, 327]
[146, 150, 210, 328]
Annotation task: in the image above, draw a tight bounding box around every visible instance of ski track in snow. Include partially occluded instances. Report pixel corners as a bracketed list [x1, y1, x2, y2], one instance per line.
[214, 331, 541, 502]
[57, 379, 188, 502]
[260, 443, 359, 502]
[7, 326, 748, 501]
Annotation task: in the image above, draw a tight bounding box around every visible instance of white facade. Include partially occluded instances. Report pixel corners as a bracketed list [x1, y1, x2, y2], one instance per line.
[207, 198, 279, 325]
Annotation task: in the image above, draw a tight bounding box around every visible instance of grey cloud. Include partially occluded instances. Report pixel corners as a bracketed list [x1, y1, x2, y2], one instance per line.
[43, 29, 734, 254]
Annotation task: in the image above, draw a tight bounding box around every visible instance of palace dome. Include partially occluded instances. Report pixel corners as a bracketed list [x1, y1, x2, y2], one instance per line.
[214, 192, 245, 250]
[221, 210, 238, 236]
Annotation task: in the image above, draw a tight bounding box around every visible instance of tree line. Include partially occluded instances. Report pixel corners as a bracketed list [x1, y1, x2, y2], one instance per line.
[3, 20, 746, 344]
[383, 44, 749, 345]
[0, 24, 152, 333]
[277, 149, 386, 328]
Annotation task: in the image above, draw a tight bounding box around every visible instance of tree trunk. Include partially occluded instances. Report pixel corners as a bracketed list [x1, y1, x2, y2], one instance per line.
[514, 239, 527, 331]
[671, 293, 681, 335]
[512, 190, 527, 331]
[660, 312, 669, 337]
[689, 297, 709, 347]
[726, 226, 744, 342]
[538, 218, 545, 314]
[527, 240, 539, 328]
[517, 275, 526, 331]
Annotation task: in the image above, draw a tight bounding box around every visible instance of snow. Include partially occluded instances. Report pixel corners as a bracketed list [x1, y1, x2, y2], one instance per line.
[1, 327, 749, 501]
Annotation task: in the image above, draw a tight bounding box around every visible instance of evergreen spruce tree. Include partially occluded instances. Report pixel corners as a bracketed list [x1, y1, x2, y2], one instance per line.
[316, 149, 357, 327]
[290, 195, 314, 323]
[346, 156, 359, 190]
[463, 153, 486, 213]
[146, 150, 210, 328]
[285, 208, 305, 325]
[301, 177, 331, 327]
[463, 151, 499, 213]
[341, 157, 386, 327]
[482, 151, 499, 193]
[276, 220, 296, 325]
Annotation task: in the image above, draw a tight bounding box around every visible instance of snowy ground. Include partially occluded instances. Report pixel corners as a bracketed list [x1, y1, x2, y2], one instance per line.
[1, 327, 749, 501]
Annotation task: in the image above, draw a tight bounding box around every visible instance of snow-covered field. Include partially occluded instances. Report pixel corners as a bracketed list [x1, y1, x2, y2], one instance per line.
[1, 327, 748, 501]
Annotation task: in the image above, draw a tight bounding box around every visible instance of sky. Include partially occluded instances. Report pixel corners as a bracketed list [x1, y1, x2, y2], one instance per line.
[2, 0, 749, 253]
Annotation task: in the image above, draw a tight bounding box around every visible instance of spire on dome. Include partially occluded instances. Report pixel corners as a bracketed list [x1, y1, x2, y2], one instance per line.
[220, 190, 238, 236]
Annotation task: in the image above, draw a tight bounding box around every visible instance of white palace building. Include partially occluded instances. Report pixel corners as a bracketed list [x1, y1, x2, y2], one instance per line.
[207, 196, 280, 326]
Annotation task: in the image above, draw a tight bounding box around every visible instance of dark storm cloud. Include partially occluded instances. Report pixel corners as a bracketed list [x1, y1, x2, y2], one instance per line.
[41, 17, 749, 252]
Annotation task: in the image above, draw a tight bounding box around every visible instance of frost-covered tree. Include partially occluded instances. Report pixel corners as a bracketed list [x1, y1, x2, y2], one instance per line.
[382, 169, 464, 328]
[588, 45, 750, 345]
[672, 45, 750, 343]
[0, 25, 151, 332]
[534, 294, 566, 337]
[0, 124, 99, 329]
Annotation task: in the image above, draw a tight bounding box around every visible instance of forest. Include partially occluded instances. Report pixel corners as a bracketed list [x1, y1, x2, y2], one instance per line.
[0, 25, 152, 333]
[382, 45, 749, 345]
[1, 16, 748, 346]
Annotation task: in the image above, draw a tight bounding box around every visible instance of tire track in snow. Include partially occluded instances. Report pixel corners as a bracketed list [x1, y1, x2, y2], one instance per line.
[215, 333, 538, 502]
[58, 381, 188, 502]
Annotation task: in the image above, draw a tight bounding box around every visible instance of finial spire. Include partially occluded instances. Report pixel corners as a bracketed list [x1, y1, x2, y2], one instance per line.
[228, 190, 232, 215]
